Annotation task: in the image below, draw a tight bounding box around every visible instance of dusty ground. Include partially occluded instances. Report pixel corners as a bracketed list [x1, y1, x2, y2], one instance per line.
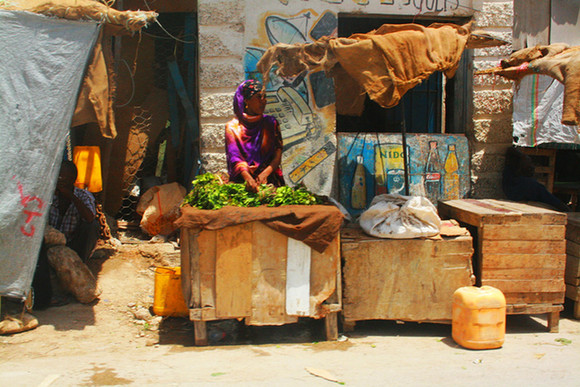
[0, 234, 579, 386]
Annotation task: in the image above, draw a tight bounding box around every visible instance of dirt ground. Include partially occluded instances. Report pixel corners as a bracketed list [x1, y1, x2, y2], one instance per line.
[0, 233, 579, 386]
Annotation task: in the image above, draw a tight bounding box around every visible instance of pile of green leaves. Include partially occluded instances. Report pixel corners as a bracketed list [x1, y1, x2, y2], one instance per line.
[182, 173, 322, 210]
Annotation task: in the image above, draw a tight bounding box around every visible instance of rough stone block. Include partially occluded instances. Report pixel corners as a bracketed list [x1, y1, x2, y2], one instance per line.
[473, 89, 513, 115]
[199, 26, 244, 58]
[201, 123, 226, 150]
[470, 173, 505, 199]
[470, 147, 510, 174]
[200, 61, 244, 89]
[199, 0, 244, 26]
[200, 92, 235, 119]
[474, 2, 513, 28]
[472, 117, 514, 143]
[201, 152, 227, 174]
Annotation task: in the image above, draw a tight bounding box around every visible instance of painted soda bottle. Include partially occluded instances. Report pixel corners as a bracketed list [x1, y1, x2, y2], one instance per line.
[424, 141, 442, 205]
[351, 155, 367, 209]
[443, 144, 459, 199]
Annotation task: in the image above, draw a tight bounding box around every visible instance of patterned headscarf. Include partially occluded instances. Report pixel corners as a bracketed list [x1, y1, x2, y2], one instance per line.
[233, 79, 263, 124]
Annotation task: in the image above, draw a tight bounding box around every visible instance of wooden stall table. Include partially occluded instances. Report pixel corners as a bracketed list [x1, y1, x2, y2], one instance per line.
[566, 213, 580, 319]
[439, 199, 567, 332]
[177, 205, 343, 346]
[341, 224, 474, 329]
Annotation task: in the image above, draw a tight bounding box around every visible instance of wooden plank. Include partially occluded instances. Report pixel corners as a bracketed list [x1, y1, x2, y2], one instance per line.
[566, 284, 580, 301]
[566, 222, 580, 244]
[248, 222, 296, 325]
[215, 223, 253, 318]
[193, 320, 208, 346]
[185, 229, 202, 310]
[565, 254, 580, 284]
[198, 230, 216, 312]
[503, 292, 565, 305]
[506, 303, 563, 315]
[286, 238, 311, 316]
[567, 240, 580, 257]
[482, 240, 566, 255]
[481, 279, 565, 293]
[482, 224, 565, 241]
[481, 268, 565, 280]
[310, 235, 341, 318]
[180, 229, 193, 309]
[342, 236, 473, 322]
[567, 213, 580, 228]
[481, 254, 566, 270]
[324, 312, 339, 341]
[485, 200, 566, 224]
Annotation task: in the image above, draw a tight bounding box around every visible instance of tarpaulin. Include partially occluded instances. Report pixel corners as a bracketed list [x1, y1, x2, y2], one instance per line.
[0, 11, 100, 299]
[513, 74, 580, 147]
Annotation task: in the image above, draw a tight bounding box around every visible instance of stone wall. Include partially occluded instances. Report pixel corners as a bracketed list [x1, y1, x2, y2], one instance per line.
[470, 1, 515, 198]
[198, 0, 246, 175]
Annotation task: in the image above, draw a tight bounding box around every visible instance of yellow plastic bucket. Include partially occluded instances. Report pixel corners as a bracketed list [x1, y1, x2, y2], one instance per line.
[452, 286, 506, 350]
[153, 267, 189, 317]
[73, 146, 102, 192]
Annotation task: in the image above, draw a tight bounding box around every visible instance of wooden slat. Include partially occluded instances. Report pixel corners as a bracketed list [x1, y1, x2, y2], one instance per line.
[198, 230, 216, 311]
[506, 303, 563, 315]
[481, 254, 566, 269]
[481, 279, 565, 293]
[482, 224, 565, 241]
[248, 222, 296, 325]
[482, 240, 566, 255]
[481, 268, 565, 280]
[567, 240, 580, 257]
[215, 223, 253, 318]
[567, 223, 580, 244]
[503, 292, 565, 304]
[310, 235, 340, 317]
[180, 229, 193, 309]
[565, 254, 580, 284]
[566, 284, 580, 301]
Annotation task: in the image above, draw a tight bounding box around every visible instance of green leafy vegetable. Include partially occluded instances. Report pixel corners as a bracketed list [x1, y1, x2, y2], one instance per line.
[182, 173, 322, 210]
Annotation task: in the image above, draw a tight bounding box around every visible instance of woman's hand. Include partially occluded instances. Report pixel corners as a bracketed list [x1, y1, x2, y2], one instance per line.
[257, 166, 273, 185]
[241, 170, 259, 193]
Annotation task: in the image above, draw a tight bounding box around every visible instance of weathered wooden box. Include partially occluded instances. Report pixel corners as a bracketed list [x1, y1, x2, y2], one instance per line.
[439, 199, 567, 332]
[341, 226, 474, 327]
[180, 221, 341, 345]
[566, 213, 580, 318]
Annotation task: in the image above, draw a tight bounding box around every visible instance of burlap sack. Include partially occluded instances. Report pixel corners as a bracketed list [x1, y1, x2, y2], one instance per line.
[43, 226, 66, 247]
[47, 246, 101, 304]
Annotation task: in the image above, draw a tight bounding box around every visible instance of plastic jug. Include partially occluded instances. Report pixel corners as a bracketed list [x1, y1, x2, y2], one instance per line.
[452, 286, 506, 349]
[153, 267, 189, 317]
[73, 146, 102, 192]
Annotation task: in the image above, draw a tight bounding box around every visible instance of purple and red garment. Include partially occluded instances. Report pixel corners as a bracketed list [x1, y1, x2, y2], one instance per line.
[225, 80, 284, 186]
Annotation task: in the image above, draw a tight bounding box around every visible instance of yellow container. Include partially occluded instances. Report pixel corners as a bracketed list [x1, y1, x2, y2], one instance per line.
[73, 146, 102, 192]
[452, 286, 506, 350]
[153, 267, 189, 317]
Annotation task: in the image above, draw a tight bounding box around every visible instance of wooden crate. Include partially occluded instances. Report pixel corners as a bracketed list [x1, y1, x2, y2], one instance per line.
[180, 221, 341, 345]
[439, 199, 566, 332]
[341, 226, 474, 328]
[566, 213, 580, 319]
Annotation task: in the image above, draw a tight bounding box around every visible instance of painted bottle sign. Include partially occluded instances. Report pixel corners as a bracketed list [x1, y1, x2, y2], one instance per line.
[351, 155, 367, 209]
[424, 141, 442, 205]
[374, 144, 405, 195]
[443, 144, 460, 199]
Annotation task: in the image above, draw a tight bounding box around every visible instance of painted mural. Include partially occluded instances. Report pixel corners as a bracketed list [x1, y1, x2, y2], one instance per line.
[245, 1, 474, 195]
[338, 133, 469, 217]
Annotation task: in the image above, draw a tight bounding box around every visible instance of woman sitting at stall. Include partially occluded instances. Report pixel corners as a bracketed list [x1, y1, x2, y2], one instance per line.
[225, 79, 285, 192]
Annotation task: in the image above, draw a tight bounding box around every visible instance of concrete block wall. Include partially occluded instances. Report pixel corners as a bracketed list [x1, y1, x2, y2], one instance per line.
[469, 1, 515, 198]
[198, 0, 246, 175]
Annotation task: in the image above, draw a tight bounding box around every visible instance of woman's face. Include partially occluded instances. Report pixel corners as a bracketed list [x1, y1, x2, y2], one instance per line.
[245, 91, 267, 116]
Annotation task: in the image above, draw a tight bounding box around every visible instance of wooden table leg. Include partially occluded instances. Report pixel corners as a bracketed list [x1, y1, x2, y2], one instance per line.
[325, 312, 338, 341]
[547, 311, 560, 333]
[194, 320, 208, 346]
[574, 301, 580, 320]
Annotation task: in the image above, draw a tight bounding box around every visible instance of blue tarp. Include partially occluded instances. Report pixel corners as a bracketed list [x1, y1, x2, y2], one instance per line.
[0, 10, 100, 299]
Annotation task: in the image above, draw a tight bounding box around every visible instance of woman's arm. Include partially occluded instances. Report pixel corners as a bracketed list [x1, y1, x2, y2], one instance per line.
[257, 147, 282, 185]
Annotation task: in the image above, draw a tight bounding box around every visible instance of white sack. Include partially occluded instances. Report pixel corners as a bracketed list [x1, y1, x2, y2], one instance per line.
[0, 11, 100, 299]
[137, 182, 186, 236]
[359, 194, 441, 239]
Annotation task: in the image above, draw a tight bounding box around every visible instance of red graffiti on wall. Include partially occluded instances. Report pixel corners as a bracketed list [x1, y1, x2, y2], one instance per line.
[13, 176, 45, 237]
